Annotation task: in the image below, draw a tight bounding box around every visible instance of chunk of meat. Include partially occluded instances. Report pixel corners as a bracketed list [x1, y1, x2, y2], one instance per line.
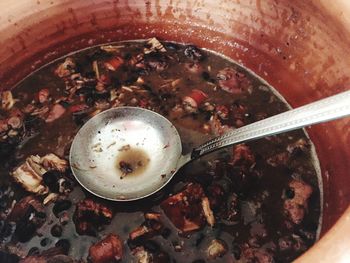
[132, 246, 152, 263]
[182, 89, 208, 113]
[11, 154, 68, 195]
[161, 183, 207, 233]
[46, 104, 66, 123]
[207, 239, 228, 259]
[216, 68, 247, 94]
[73, 198, 113, 236]
[1, 91, 16, 110]
[37, 88, 50, 103]
[215, 105, 229, 120]
[284, 179, 313, 224]
[88, 234, 123, 263]
[41, 153, 68, 172]
[131, 246, 169, 263]
[266, 152, 289, 167]
[184, 62, 202, 74]
[231, 144, 256, 169]
[55, 58, 76, 78]
[69, 103, 89, 114]
[144, 37, 166, 54]
[8, 196, 46, 242]
[11, 155, 49, 195]
[104, 56, 124, 71]
[209, 114, 230, 136]
[129, 212, 163, 241]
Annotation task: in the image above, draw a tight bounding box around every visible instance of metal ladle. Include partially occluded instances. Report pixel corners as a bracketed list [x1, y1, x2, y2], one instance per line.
[70, 90, 350, 201]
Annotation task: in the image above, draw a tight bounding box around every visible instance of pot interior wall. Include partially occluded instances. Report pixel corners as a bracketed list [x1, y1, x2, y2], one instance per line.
[1, 0, 350, 237]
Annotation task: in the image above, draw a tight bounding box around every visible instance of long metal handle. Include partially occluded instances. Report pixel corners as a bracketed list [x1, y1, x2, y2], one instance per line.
[191, 90, 350, 159]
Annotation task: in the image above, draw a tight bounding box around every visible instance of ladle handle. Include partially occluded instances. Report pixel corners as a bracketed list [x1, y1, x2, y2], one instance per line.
[191, 89, 350, 159]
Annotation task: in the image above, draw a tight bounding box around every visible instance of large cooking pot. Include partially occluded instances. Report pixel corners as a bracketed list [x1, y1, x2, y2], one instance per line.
[1, 0, 349, 261]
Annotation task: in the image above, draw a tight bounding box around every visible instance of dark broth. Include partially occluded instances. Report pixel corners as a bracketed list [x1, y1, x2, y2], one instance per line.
[0, 39, 321, 263]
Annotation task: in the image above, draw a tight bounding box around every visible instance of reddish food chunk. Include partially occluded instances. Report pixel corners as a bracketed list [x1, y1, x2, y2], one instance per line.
[182, 89, 208, 113]
[46, 104, 66, 123]
[73, 199, 113, 236]
[231, 144, 256, 169]
[69, 103, 89, 113]
[215, 105, 229, 120]
[161, 183, 208, 233]
[184, 62, 202, 73]
[104, 56, 124, 71]
[284, 179, 313, 224]
[217, 68, 247, 94]
[88, 234, 123, 263]
[37, 88, 50, 103]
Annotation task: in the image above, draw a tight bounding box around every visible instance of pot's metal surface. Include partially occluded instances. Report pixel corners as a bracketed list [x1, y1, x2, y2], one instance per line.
[1, 0, 350, 261]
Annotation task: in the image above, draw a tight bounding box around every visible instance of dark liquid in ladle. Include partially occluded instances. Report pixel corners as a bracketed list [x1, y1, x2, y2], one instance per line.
[116, 146, 150, 178]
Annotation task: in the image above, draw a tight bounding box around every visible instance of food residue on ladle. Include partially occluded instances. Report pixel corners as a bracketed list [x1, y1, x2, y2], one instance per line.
[116, 146, 150, 179]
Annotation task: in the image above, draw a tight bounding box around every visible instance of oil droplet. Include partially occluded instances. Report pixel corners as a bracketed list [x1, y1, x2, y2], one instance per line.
[115, 146, 150, 178]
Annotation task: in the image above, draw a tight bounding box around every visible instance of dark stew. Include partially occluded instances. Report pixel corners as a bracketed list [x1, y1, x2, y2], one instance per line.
[0, 38, 321, 263]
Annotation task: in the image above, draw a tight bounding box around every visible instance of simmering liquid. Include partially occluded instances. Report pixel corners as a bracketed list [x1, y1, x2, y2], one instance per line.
[0, 38, 321, 263]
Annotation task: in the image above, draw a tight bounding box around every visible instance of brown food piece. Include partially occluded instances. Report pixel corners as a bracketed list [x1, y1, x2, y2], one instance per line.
[287, 138, 309, 155]
[46, 104, 66, 123]
[231, 144, 256, 169]
[266, 152, 289, 167]
[37, 88, 50, 103]
[217, 68, 246, 94]
[215, 105, 229, 120]
[55, 58, 76, 78]
[209, 114, 231, 136]
[284, 179, 313, 224]
[73, 199, 113, 236]
[104, 56, 124, 71]
[161, 183, 207, 233]
[1, 90, 16, 110]
[88, 234, 123, 263]
[129, 212, 163, 241]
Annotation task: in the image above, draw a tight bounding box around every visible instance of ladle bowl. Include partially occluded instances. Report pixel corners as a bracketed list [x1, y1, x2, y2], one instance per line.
[70, 90, 350, 201]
